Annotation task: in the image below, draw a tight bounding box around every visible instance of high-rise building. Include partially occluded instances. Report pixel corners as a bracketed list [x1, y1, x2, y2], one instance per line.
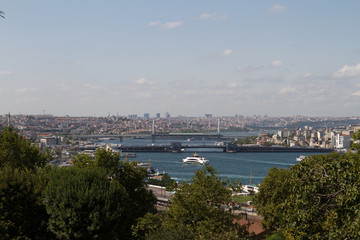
[156, 113, 160, 118]
[144, 113, 150, 119]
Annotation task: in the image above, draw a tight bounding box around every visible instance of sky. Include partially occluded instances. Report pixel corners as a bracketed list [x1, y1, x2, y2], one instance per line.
[1, 1, 360, 117]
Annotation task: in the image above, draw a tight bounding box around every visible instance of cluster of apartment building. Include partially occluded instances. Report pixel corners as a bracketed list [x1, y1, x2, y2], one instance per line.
[258, 125, 360, 150]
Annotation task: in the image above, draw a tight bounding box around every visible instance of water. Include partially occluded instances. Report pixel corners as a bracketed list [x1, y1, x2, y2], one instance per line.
[98, 137, 324, 185]
[130, 151, 322, 185]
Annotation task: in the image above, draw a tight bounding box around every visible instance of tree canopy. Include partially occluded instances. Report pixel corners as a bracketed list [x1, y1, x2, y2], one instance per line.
[0, 127, 48, 170]
[134, 166, 248, 239]
[43, 167, 128, 239]
[0, 130, 156, 240]
[0, 167, 52, 240]
[254, 131, 360, 239]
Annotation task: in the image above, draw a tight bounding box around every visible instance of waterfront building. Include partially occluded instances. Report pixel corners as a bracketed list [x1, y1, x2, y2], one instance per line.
[336, 134, 351, 149]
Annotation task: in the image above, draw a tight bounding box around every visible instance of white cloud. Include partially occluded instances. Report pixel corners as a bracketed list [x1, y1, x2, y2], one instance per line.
[332, 63, 360, 78]
[280, 87, 296, 94]
[351, 91, 360, 96]
[199, 12, 227, 21]
[148, 21, 183, 29]
[0, 70, 12, 76]
[220, 49, 233, 57]
[303, 73, 313, 78]
[162, 21, 183, 29]
[270, 60, 284, 67]
[269, 4, 287, 13]
[134, 77, 156, 85]
[148, 21, 161, 27]
[74, 60, 83, 65]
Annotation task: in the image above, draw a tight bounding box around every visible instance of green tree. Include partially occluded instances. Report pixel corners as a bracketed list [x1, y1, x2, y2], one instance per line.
[94, 147, 120, 174]
[72, 152, 95, 168]
[0, 127, 48, 170]
[114, 159, 157, 238]
[255, 151, 360, 239]
[0, 167, 53, 239]
[253, 167, 291, 230]
[43, 167, 128, 239]
[352, 129, 360, 151]
[73, 148, 120, 173]
[72, 148, 157, 239]
[144, 166, 248, 239]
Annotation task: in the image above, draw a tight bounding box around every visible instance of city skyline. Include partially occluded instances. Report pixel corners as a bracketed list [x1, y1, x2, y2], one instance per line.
[1, 1, 360, 117]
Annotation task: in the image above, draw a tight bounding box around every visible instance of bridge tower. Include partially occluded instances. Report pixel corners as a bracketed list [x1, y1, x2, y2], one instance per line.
[151, 120, 156, 144]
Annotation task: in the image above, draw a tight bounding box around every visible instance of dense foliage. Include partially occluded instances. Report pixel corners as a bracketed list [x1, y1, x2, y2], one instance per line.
[134, 166, 248, 239]
[0, 127, 156, 239]
[0, 167, 52, 240]
[0, 127, 48, 169]
[254, 130, 360, 239]
[43, 167, 128, 239]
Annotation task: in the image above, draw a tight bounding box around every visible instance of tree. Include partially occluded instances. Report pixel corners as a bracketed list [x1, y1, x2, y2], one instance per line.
[0, 127, 48, 170]
[43, 167, 128, 239]
[72, 152, 95, 168]
[253, 167, 291, 229]
[255, 151, 360, 239]
[113, 159, 157, 239]
[72, 148, 157, 239]
[139, 166, 248, 239]
[73, 148, 120, 174]
[0, 11, 5, 19]
[94, 147, 121, 175]
[0, 167, 53, 240]
[352, 129, 360, 151]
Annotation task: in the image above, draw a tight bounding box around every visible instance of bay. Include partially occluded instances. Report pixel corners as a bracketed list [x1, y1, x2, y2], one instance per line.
[99, 137, 324, 185]
[131, 151, 322, 185]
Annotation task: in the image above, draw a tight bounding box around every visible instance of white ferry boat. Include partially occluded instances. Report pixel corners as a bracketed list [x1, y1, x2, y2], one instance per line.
[183, 153, 209, 165]
[296, 155, 306, 161]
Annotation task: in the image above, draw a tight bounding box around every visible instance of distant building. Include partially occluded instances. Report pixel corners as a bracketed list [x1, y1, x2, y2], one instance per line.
[156, 113, 160, 118]
[336, 134, 351, 149]
[205, 114, 212, 118]
[144, 113, 150, 119]
[165, 112, 170, 118]
[40, 136, 58, 146]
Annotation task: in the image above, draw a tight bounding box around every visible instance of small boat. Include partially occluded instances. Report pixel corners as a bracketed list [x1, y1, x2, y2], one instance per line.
[296, 155, 306, 161]
[183, 152, 209, 165]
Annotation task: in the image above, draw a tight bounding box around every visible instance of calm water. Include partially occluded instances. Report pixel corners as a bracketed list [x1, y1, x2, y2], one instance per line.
[131, 151, 322, 185]
[99, 138, 323, 185]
